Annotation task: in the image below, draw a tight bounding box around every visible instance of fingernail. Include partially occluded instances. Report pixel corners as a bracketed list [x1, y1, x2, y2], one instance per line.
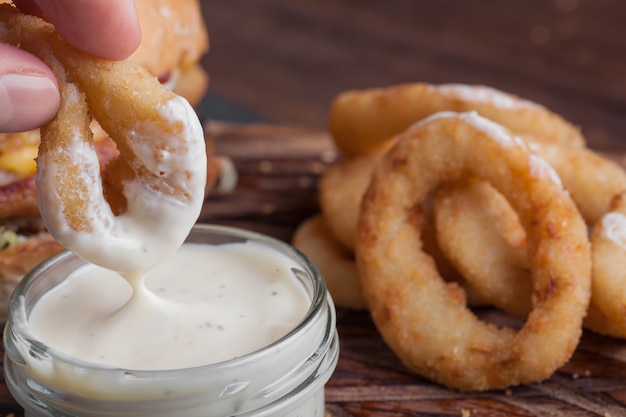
[0, 73, 60, 132]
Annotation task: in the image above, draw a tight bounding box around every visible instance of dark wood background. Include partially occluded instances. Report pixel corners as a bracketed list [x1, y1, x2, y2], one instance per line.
[2, 1, 626, 416]
[201, 0, 626, 152]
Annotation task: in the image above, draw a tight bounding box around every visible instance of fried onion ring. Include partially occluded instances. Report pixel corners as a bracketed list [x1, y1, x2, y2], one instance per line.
[356, 111, 591, 391]
[0, 6, 207, 273]
[292, 215, 366, 310]
[319, 151, 382, 250]
[329, 83, 585, 156]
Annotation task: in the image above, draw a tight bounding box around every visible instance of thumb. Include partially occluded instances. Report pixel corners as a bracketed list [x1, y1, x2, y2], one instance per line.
[0, 43, 60, 133]
[25, 0, 142, 60]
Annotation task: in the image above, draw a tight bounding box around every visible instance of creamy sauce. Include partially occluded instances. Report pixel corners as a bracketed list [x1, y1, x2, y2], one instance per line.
[528, 154, 563, 187]
[28, 241, 310, 370]
[414, 111, 524, 149]
[435, 83, 542, 110]
[601, 211, 626, 250]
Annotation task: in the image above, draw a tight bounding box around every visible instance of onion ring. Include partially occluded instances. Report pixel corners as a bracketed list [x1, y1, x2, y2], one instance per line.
[318, 151, 382, 250]
[0, 6, 207, 273]
[329, 83, 585, 156]
[356, 111, 590, 391]
[292, 214, 366, 310]
[588, 192, 626, 336]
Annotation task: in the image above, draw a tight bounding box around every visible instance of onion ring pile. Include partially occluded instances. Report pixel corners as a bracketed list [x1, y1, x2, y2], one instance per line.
[0, 5, 207, 273]
[356, 111, 590, 391]
[292, 82, 626, 390]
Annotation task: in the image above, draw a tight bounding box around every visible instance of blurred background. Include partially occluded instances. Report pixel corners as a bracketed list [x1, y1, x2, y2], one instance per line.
[200, 0, 626, 151]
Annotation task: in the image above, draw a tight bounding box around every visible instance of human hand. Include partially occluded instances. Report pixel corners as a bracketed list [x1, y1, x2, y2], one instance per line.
[0, 0, 141, 133]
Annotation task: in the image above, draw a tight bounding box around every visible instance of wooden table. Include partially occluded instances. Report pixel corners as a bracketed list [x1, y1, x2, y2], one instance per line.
[3, 1, 626, 416]
[201, 0, 626, 153]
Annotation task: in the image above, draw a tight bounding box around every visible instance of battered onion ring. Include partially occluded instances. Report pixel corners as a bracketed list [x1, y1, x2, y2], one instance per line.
[329, 83, 585, 156]
[318, 151, 382, 250]
[356, 111, 590, 391]
[292, 215, 366, 310]
[0, 6, 207, 273]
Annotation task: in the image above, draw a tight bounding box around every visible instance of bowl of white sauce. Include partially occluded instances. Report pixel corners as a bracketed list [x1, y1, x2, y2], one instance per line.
[3, 224, 339, 417]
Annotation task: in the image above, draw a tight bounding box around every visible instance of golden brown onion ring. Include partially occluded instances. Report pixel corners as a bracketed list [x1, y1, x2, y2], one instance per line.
[292, 214, 366, 310]
[0, 5, 207, 273]
[329, 83, 585, 156]
[356, 111, 590, 391]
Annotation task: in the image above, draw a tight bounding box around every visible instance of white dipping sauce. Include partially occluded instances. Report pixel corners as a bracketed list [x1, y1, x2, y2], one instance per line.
[28, 241, 310, 370]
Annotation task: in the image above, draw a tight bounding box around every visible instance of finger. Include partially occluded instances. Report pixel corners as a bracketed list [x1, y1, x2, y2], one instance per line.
[15, 0, 141, 60]
[0, 43, 60, 133]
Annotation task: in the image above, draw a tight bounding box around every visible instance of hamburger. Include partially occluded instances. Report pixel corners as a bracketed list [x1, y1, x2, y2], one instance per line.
[129, 0, 210, 107]
[0, 0, 213, 318]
